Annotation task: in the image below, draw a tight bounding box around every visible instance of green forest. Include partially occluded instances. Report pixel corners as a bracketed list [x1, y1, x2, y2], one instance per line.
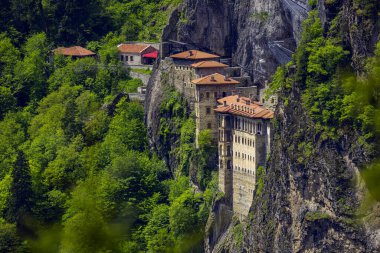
[0, 0, 220, 252]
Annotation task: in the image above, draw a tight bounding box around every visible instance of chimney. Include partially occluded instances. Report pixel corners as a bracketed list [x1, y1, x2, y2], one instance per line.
[189, 50, 193, 56]
[223, 100, 227, 107]
[210, 75, 216, 82]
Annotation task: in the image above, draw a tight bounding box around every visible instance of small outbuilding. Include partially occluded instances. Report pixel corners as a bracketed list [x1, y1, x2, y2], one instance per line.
[117, 43, 158, 66]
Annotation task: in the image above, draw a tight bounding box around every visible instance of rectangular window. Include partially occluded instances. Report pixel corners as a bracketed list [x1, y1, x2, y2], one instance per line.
[206, 92, 210, 98]
[206, 107, 211, 114]
[120, 55, 124, 61]
[125, 55, 129, 61]
[130, 56, 134, 61]
[257, 123, 262, 133]
[214, 92, 218, 98]
[207, 123, 212, 129]
[227, 160, 232, 170]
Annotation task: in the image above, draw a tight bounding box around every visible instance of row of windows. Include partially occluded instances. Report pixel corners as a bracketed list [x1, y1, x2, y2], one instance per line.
[175, 65, 191, 71]
[234, 152, 254, 161]
[234, 166, 254, 175]
[234, 136, 255, 147]
[120, 55, 134, 62]
[184, 82, 193, 88]
[234, 118, 262, 134]
[200, 91, 230, 100]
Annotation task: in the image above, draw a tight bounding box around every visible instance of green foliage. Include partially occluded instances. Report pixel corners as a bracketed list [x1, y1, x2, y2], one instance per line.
[142, 204, 174, 252]
[119, 78, 143, 93]
[251, 11, 269, 22]
[130, 68, 153, 75]
[60, 177, 117, 253]
[307, 39, 348, 81]
[169, 189, 202, 236]
[232, 223, 244, 247]
[14, 33, 51, 105]
[175, 117, 196, 175]
[308, 0, 318, 8]
[110, 0, 183, 42]
[0, 36, 20, 88]
[5, 151, 33, 227]
[305, 211, 331, 221]
[256, 166, 265, 196]
[103, 101, 147, 154]
[0, 1, 221, 252]
[0, 222, 26, 253]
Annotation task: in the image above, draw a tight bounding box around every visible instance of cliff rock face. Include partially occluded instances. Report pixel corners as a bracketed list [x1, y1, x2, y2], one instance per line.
[147, 0, 306, 166]
[162, 0, 304, 81]
[232, 89, 373, 252]
[145, 0, 380, 251]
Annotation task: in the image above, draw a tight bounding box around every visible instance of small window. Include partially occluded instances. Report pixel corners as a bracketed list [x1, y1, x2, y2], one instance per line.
[206, 92, 210, 98]
[125, 56, 129, 61]
[271, 98, 275, 104]
[206, 107, 211, 114]
[130, 56, 134, 61]
[257, 123, 262, 133]
[207, 123, 212, 129]
[214, 92, 218, 98]
[120, 55, 124, 61]
[227, 160, 232, 170]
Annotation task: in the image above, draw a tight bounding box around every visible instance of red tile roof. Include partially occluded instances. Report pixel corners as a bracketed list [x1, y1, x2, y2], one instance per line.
[118, 44, 156, 54]
[191, 73, 239, 85]
[170, 50, 220, 60]
[191, 61, 228, 68]
[54, 46, 96, 57]
[214, 95, 274, 119]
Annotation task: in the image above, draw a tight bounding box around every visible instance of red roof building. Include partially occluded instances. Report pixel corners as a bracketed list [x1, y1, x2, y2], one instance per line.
[118, 43, 158, 66]
[54, 46, 96, 58]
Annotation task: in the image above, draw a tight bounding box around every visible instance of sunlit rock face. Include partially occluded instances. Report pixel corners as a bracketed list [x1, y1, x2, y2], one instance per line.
[161, 0, 306, 85]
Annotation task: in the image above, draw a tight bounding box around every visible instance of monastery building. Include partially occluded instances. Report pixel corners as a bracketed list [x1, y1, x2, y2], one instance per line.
[215, 95, 273, 219]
